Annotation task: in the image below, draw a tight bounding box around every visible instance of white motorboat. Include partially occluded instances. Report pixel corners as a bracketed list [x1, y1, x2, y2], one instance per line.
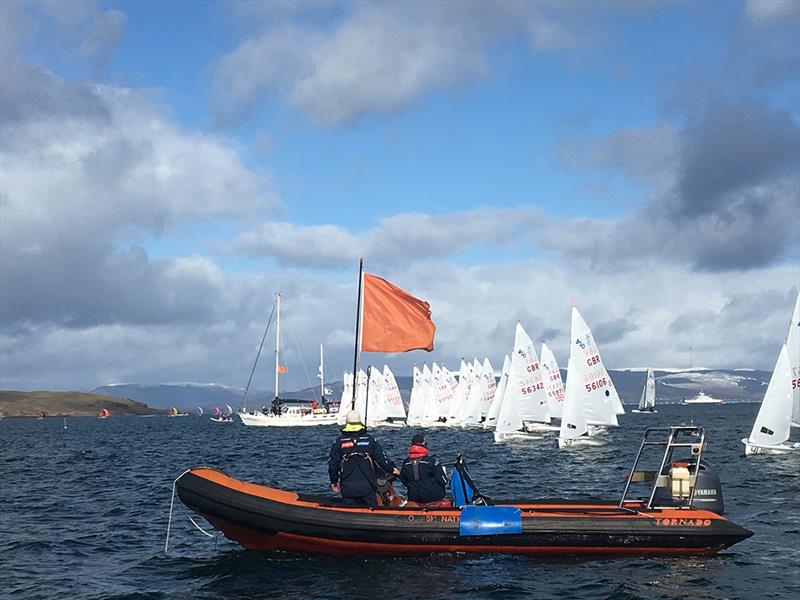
[682, 392, 724, 405]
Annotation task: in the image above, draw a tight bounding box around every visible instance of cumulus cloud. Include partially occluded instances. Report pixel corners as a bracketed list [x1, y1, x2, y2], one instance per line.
[211, 1, 640, 126]
[227, 207, 541, 268]
[0, 42, 279, 333]
[3, 255, 795, 391]
[551, 99, 799, 272]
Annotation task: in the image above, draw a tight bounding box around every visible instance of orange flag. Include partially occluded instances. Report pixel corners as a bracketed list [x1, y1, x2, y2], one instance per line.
[361, 273, 435, 352]
[278, 365, 287, 374]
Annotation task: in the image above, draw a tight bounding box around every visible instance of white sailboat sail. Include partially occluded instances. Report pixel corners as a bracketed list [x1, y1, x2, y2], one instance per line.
[421, 364, 438, 423]
[367, 367, 386, 424]
[448, 360, 473, 425]
[480, 358, 496, 417]
[461, 359, 485, 426]
[406, 366, 425, 425]
[495, 366, 524, 437]
[484, 355, 510, 428]
[383, 365, 406, 419]
[570, 307, 619, 427]
[354, 369, 368, 417]
[507, 323, 549, 424]
[558, 358, 589, 445]
[540, 342, 564, 420]
[337, 372, 352, 424]
[437, 365, 458, 422]
[787, 291, 800, 427]
[745, 344, 793, 451]
[638, 368, 656, 411]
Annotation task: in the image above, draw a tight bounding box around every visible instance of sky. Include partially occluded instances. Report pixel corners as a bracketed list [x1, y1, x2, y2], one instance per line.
[1, 0, 798, 393]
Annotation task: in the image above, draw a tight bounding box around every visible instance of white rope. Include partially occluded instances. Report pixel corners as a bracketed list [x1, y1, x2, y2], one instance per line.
[188, 515, 216, 538]
[164, 469, 191, 554]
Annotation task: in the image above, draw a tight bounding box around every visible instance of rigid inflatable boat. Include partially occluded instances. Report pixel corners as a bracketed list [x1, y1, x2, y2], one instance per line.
[174, 426, 752, 557]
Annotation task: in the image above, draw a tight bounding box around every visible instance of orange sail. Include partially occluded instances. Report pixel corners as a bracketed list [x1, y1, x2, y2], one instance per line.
[361, 273, 436, 353]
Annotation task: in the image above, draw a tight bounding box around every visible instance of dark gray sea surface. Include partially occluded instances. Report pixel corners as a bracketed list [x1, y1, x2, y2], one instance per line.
[1, 404, 797, 600]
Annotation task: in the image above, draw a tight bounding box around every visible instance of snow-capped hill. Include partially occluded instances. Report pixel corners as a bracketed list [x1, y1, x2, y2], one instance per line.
[91, 368, 771, 412]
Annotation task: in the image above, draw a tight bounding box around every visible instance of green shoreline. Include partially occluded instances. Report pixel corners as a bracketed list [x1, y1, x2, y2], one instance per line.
[0, 390, 166, 417]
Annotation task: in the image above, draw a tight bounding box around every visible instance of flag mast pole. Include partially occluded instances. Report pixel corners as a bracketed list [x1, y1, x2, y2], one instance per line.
[351, 259, 364, 410]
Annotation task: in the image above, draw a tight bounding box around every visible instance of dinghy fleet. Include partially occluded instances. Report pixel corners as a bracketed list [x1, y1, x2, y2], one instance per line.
[229, 290, 800, 458]
[339, 306, 626, 449]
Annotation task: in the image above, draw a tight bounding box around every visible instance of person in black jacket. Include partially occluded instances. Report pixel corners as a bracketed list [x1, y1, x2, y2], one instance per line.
[328, 410, 399, 507]
[399, 433, 448, 504]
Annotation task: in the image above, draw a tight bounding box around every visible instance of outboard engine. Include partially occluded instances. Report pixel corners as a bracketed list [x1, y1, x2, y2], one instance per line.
[652, 458, 725, 515]
[688, 459, 724, 515]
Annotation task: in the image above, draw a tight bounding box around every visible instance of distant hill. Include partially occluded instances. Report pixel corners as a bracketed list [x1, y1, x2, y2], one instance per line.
[89, 368, 770, 412]
[89, 383, 265, 412]
[604, 368, 769, 404]
[0, 390, 164, 417]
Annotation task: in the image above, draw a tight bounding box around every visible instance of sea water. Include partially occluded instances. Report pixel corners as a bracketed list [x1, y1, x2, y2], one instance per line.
[1, 404, 798, 600]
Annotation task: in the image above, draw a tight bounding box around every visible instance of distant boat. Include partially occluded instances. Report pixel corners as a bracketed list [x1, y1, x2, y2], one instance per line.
[169, 406, 189, 417]
[742, 344, 799, 456]
[211, 404, 233, 423]
[682, 392, 724, 405]
[98, 407, 110, 419]
[63, 417, 67, 429]
[196, 406, 204, 416]
[633, 368, 657, 413]
[239, 293, 337, 427]
[36, 411, 46, 420]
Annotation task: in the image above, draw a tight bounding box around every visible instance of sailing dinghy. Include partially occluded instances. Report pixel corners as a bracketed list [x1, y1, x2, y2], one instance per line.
[422, 364, 452, 427]
[483, 355, 510, 429]
[633, 369, 657, 413]
[406, 366, 425, 426]
[787, 291, 799, 428]
[540, 343, 564, 422]
[211, 405, 234, 423]
[366, 365, 406, 428]
[558, 358, 607, 448]
[558, 307, 622, 448]
[494, 324, 553, 442]
[742, 344, 799, 456]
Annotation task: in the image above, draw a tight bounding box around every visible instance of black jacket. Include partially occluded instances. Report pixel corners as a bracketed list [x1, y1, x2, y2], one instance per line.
[328, 429, 396, 499]
[399, 452, 448, 503]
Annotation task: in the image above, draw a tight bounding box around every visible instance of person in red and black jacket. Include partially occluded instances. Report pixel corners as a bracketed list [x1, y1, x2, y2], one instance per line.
[399, 433, 448, 504]
[328, 410, 399, 507]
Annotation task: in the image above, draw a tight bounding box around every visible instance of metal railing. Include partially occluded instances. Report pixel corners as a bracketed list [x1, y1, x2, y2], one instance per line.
[619, 426, 706, 510]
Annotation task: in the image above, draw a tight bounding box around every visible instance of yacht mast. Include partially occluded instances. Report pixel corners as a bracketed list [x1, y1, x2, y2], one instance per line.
[274, 293, 281, 401]
[319, 343, 324, 401]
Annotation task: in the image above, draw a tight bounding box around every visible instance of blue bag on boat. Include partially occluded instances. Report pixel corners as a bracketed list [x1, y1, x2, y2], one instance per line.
[450, 462, 475, 508]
